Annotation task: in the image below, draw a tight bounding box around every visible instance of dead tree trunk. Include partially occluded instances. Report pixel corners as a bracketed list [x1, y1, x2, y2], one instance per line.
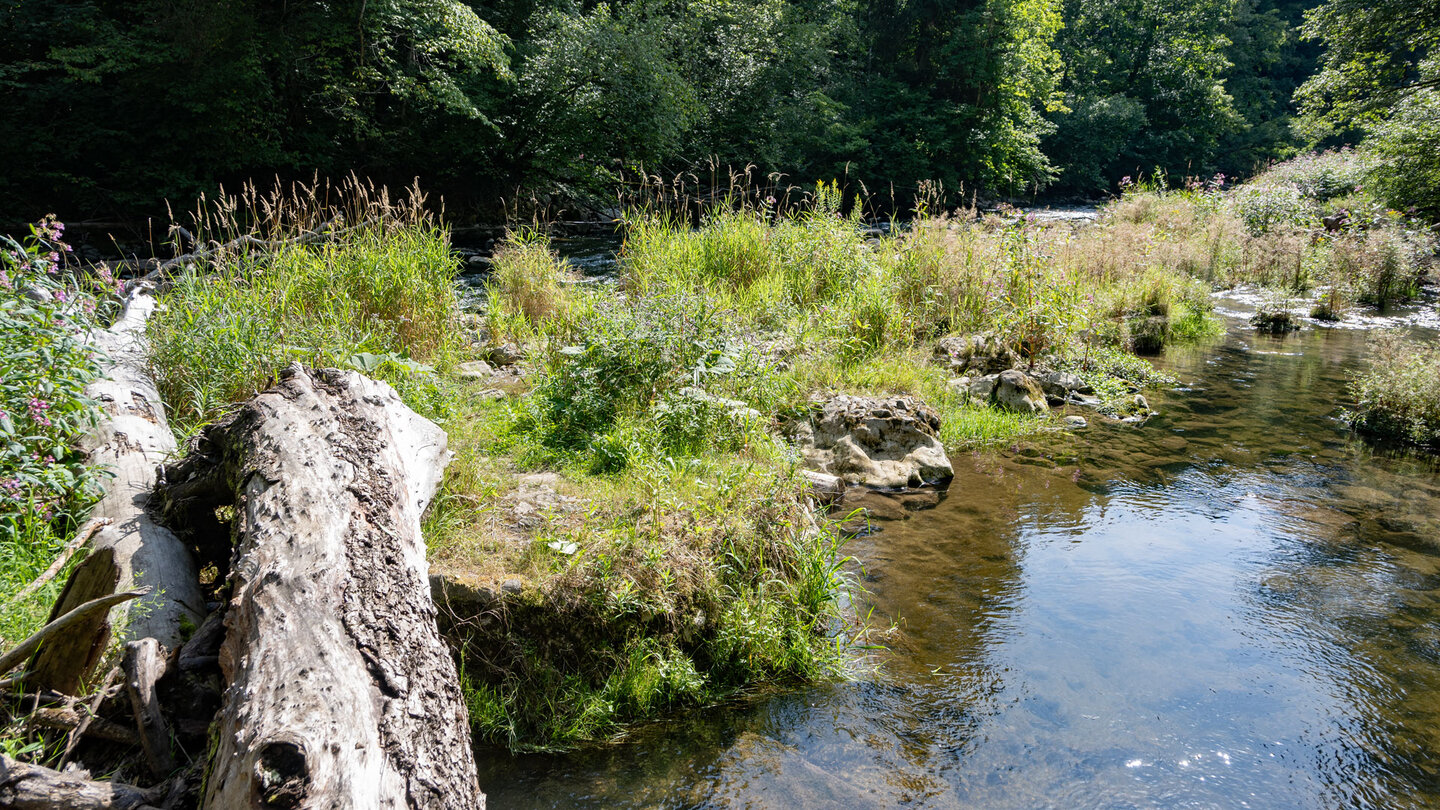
[30, 284, 206, 694]
[159, 365, 482, 809]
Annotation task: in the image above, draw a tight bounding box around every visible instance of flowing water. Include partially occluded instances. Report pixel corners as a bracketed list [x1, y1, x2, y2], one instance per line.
[476, 297, 1440, 809]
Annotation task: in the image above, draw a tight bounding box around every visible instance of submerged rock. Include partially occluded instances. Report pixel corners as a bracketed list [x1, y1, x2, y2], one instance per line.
[993, 370, 1049, 414]
[791, 394, 953, 488]
[1063, 415, 1088, 429]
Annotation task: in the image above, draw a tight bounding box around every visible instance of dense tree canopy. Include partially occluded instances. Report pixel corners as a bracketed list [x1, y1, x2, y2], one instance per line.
[0, 0, 1434, 217]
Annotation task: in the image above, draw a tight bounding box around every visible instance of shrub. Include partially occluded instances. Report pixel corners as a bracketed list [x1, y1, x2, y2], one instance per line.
[1253, 149, 1372, 202]
[1348, 331, 1440, 448]
[1230, 183, 1312, 235]
[0, 218, 107, 542]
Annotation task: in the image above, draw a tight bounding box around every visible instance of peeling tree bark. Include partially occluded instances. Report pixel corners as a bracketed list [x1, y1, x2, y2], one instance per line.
[30, 284, 206, 694]
[159, 365, 482, 810]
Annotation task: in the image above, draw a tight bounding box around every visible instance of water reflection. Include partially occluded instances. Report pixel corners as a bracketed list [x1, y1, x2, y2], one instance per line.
[479, 307, 1440, 809]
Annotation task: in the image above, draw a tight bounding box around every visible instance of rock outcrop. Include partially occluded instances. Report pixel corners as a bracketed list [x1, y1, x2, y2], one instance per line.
[993, 369, 1050, 414]
[790, 395, 953, 488]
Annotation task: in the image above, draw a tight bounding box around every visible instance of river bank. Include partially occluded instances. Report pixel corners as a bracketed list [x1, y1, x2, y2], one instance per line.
[475, 295, 1440, 808]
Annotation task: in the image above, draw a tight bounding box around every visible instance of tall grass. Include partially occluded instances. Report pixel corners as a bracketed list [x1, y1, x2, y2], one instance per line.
[147, 181, 462, 435]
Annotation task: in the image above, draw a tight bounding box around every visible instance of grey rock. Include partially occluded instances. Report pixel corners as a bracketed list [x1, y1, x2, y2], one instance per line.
[457, 360, 495, 380]
[1035, 369, 1092, 398]
[791, 394, 953, 488]
[501, 578, 524, 595]
[801, 470, 845, 503]
[485, 343, 526, 365]
[934, 334, 1021, 375]
[967, 374, 1000, 402]
[994, 370, 1050, 414]
[1133, 393, 1150, 412]
[1063, 415, 1088, 429]
[21, 286, 53, 303]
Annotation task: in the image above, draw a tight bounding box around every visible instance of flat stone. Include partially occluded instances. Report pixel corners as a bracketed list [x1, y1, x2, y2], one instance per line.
[1063, 415, 1088, 429]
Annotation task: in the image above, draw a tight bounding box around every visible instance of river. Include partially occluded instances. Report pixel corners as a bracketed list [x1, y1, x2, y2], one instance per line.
[474, 284, 1440, 808]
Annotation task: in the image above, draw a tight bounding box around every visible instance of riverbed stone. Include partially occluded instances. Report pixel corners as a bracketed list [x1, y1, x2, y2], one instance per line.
[993, 370, 1049, 414]
[1063, 415, 1088, 429]
[790, 394, 953, 488]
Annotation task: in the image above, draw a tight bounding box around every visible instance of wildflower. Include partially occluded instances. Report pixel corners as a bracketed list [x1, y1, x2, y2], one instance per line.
[54, 289, 67, 302]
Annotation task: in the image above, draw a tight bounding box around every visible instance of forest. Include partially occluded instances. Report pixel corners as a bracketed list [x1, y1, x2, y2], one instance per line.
[1, 0, 1435, 218]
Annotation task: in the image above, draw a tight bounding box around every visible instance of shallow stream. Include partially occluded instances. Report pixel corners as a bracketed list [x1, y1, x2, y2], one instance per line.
[476, 294, 1440, 809]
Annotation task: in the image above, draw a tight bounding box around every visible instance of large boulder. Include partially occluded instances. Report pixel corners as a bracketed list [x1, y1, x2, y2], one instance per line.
[934, 334, 1021, 376]
[790, 395, 953, 488]
[993, 370, 1049, 414]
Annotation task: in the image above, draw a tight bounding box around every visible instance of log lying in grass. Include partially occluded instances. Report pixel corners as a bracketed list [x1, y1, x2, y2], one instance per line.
[159, 365, 482, 809]
[29, 284, 206, 694]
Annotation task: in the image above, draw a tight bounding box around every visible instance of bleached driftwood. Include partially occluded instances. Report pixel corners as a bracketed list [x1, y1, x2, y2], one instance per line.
[30, 285, 205, 694]
[159, 365, 482, 809]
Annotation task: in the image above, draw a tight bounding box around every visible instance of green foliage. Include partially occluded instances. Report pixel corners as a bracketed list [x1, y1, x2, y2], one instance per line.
[1347, 331, 1440, 448]
[1230, 182, 1312, 234]
[455, 464, 851, 750]
[0, 218, 106, 544]
[1363, 89, 1440, 217]
[0, 218, 110, 649]
[1045, 0, 1243, 194]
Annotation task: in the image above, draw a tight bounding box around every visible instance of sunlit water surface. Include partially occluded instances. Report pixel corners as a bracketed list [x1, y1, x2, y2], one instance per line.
[476, 298, 1440, 809]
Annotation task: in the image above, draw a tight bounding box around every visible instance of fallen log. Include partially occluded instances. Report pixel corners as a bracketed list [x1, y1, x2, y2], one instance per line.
[0, 755, 168, 810]
[29, 285, 205, 694]
[158, 365, 482, 809]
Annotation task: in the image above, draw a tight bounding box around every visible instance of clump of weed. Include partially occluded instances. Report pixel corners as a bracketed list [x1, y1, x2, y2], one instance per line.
[1347, 331, 1440, 448]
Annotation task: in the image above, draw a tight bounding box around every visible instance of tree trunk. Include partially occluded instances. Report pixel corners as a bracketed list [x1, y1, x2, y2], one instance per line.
[159, 365, 482, 810]
[29, 284, 206, 694]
